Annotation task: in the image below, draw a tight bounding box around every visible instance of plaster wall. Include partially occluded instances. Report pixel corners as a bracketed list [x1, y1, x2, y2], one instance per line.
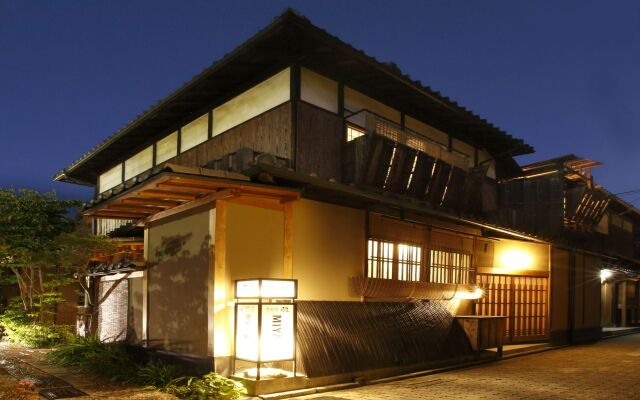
[147, 208, 211, 356]
[301, 68, 338, 113]
[291, 199, 365, 301]
[213, 202, 285, 361]
[128, 277, 144, 345]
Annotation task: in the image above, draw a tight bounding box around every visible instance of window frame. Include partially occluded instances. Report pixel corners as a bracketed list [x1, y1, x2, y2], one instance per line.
[366, 238, 474, 285]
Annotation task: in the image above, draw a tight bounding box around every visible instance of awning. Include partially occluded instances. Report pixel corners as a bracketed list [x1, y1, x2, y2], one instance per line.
[82, 163, 300, 221]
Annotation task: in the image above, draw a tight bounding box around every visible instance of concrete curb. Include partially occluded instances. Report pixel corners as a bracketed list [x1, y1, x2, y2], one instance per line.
[601, 329, 640, 340]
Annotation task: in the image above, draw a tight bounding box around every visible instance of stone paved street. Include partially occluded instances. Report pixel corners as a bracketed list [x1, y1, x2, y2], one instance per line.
[298, 334, 640, 400]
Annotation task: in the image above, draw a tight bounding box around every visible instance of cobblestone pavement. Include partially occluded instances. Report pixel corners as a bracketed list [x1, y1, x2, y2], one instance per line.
[299, 334, 640, 400]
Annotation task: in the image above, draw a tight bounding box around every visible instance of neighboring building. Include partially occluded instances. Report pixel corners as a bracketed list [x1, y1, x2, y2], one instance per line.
[53, 10, 635, 393]
[498, 154, 640, 333]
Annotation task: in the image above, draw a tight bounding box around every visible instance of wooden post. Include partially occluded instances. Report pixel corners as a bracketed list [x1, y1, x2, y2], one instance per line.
[283, 203, 293, 279]
[290, 64, 300, 169]
[213, 201, 230, 373]
[142, 227, 149, 347]
[208, 206, 216, 357]
[621, 280, 628, 327]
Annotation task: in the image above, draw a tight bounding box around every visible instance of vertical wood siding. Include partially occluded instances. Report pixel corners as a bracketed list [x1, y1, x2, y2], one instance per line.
[166, 102, 292, 169]
[295, 101, 343, 181]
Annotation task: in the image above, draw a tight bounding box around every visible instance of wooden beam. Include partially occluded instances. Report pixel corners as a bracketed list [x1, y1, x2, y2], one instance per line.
[121, 198, 182, 207]
[156, 181, 219, 192]
[138, 189, 198, 201]
[90, 212, 146, 219]
[105, 205, 166, 214]
[166, 176, 295, 196]
[145, 189, 238, 224]
[91, 208, 149, 217]
[280, 196, 298, 204]
[167, 177, 241, 187]
[227, 196, 284, 211]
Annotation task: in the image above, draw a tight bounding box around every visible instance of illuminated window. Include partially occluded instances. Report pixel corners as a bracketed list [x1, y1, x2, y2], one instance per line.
[429, 248, 473, 284]
[405, 154, 419, 190]
[346, 125, 365, 141]
[367, 239, 422, 281]
[382, 146, 397, 189]
[367, 239, 394, 279]
[398, 244, 422, 281]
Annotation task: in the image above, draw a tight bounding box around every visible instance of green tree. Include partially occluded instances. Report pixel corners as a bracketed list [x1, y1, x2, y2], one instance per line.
[52, 231, 121, 333]
[0, 188, 80, 319]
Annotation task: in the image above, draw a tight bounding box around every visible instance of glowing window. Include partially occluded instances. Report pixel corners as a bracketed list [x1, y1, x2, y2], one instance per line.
[367, 239, 394, 279]
[346, 125, 366, 141]
[429, 248, 473, 284]
[398, 244, 422, 281]
[367, 239, 422, 282]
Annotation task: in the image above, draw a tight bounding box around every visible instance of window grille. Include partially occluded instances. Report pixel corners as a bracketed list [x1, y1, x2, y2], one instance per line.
[429, 248, 473, 284]
[398, 244, 422, 281]
[367, 239, 394, 279]
[367, 239, 422, 281]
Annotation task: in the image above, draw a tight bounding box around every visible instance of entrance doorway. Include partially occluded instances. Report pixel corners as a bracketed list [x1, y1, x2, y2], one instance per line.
[474, 273, 549, 343]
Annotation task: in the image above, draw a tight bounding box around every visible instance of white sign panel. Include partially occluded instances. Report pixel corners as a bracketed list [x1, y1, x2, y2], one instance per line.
[260, 304, 295, 362]
[261, 280, 296, 299]
[236, 280, 260, 298]
[235, 279, 297, 299]
[235, 304, 258, 361]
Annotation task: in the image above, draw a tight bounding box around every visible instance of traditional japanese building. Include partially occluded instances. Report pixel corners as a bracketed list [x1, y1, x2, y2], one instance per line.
[54, 10, 625, 393]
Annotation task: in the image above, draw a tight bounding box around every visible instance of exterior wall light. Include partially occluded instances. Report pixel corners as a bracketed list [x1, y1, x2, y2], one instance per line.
[499, 249, 533, 270]
[234, 279, 298, 380]
[600, 269, 613, 283]
[454, 286, 484, 300]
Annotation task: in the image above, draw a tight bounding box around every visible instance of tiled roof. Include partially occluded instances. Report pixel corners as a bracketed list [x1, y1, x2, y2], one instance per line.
[55, 9, 534, 185]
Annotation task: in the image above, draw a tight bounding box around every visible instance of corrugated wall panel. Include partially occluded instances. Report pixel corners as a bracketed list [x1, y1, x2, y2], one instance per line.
[296, 301, 472, 377]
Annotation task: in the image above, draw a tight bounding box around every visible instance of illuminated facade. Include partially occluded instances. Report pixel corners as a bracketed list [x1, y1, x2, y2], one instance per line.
[53, 10, 638, 394]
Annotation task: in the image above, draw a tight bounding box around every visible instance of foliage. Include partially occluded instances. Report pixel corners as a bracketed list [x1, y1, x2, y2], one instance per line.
[0, 379, 39, 400]
[0, 188, 80, 319]
[162, 372, 247, 400]
[0, 300, 73, 347]
[47, 335, 246, 399]
[44, 335, 136, 381]
[136, 359, 182, 388]
[51, 231, 117, 334]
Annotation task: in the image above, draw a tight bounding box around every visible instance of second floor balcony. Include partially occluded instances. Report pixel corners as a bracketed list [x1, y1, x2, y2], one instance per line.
[342, 110, 493, 218]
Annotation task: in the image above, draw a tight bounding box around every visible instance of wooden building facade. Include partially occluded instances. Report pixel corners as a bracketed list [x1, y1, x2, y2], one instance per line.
[53, 10, 636, 392]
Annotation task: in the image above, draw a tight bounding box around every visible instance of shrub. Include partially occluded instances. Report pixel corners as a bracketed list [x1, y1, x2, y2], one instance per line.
[45, 335, 136, 381]
[135, 359, 181, 388]
[0, 307, 73, 348]
[162, 372, 246, 400]
[47, 336, 247, 399]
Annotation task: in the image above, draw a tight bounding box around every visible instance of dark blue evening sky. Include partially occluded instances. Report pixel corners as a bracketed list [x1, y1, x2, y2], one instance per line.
[1, 1, 639, 202]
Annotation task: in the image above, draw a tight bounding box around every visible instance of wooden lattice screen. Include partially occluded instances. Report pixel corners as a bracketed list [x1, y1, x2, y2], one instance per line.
[475, 273, 549, 342]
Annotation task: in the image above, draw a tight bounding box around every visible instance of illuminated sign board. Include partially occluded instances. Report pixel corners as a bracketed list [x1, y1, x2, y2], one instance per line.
[260, 304, 294, 362]
[235, 304, 258, 361]
[234, 279, 298, 368]
[236, 303, 295, 362]
[235, 279, 297, 299]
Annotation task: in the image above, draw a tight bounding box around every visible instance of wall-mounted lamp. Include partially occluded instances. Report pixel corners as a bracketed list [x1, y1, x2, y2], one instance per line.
[454, 287, 484, 300]
[499, 249, 533, 270]
[600, 269, 613, 283]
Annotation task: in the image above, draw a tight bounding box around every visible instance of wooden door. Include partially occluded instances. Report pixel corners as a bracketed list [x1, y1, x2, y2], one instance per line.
[474, 273, 549, 343]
